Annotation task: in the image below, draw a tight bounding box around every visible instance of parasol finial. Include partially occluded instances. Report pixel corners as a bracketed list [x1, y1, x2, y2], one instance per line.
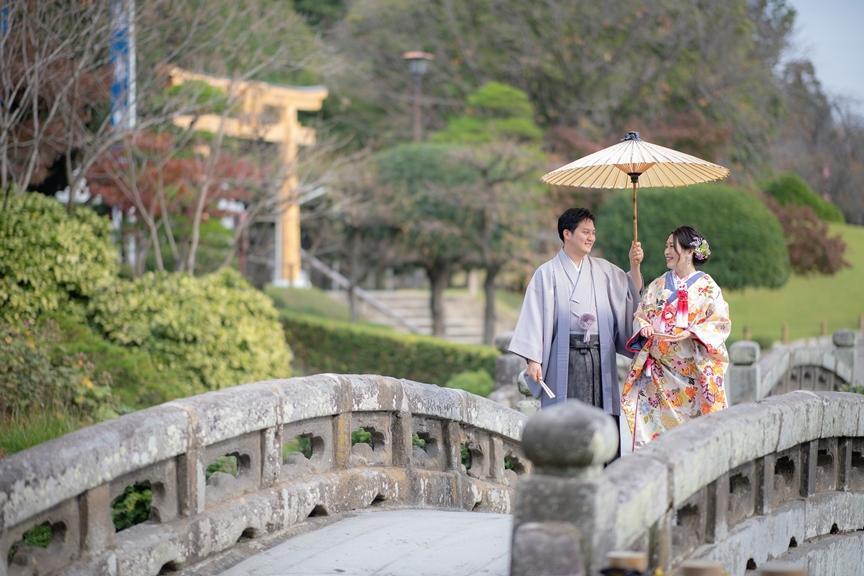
[622, 131, 641, 141]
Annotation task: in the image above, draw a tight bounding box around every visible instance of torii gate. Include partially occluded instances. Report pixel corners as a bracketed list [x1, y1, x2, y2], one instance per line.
[168, 67, 327, 286]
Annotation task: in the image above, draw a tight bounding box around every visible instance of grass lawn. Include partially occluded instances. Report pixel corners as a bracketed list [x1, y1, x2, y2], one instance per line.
[265, 285, 356, 321]
[724, 223, 864, 345]
[0, 411, 86, 457]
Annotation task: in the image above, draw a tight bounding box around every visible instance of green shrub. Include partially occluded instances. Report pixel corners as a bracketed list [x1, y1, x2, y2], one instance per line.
[445, 369, 494, 397]
[763, 172, 845, 223]
[111, 482, 152, 531]
[595, 184, 791, 290]
[45, 305, 198, 408]
[283, 435, 313, 459]
[89, 268, 292, 391]
[205, 455, 239, 480]
[0, 320, 117, 420]
[7, 522, 54, 564]
[351, 428, 373, 446]
[0, 193, 117, 323]
[280, 311, 497, 385]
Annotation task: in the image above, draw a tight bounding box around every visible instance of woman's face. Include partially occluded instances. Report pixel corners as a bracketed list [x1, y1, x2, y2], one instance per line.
[664, 234, 693, 270]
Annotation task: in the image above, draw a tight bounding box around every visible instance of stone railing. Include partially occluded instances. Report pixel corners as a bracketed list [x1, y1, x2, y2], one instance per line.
[0, 375, 529, 576]
[727, 330, 858, 405]
[511, 391, 864, 576]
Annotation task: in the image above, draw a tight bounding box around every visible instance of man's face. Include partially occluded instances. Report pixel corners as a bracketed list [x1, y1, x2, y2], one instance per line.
[564, 219, 596, 254]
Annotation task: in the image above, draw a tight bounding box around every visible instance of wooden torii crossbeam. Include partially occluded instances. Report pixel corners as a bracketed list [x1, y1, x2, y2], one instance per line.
[168, 67, 328, 286]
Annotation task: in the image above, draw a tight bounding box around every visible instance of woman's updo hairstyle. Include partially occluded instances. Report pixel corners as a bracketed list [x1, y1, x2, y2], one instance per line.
[671, 225, 711, 267]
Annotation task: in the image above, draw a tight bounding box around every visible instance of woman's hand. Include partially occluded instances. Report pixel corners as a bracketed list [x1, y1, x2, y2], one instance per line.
[640, 325, 654, 338]
[659, 330, 691, 343]
[628, 241, 644, 267]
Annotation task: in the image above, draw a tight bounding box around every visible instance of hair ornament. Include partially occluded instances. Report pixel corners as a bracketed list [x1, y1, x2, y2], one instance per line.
[690, 237, 711, 261]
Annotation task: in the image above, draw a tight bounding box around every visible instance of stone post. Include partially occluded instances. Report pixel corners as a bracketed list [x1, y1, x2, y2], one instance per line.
[494, 332, 524, 390]
[81, 484, 115, 554]
[832, 330, 857, 386]
[510, 401, 619, 576]
[727, 341, 761, 405]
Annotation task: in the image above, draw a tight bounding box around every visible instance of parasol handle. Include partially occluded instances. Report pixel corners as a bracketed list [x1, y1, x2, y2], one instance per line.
[629, 173, 640, 243]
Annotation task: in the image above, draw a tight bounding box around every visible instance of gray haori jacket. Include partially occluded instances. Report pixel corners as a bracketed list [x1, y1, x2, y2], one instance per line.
[508, 251, 638, 414]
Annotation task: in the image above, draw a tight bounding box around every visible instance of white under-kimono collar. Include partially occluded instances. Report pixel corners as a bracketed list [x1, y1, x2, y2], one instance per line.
[558, 249, 587, 283]
[673, 270, 699, 284]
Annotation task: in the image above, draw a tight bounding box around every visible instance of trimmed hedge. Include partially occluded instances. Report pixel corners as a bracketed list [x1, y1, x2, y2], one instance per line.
[763, 172, 845, 223]
[280, 311, 497, 386]
[596, 184, 791, 290]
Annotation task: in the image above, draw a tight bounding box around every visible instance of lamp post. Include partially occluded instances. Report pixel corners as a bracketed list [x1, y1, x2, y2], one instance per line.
[402, 50, 434, 142]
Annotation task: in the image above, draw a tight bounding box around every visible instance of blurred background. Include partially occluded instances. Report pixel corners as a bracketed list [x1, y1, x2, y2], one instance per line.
[2, 0, 862, 454]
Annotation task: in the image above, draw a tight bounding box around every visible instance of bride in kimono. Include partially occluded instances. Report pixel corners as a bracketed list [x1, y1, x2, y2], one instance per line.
[621, 225, 731, 450]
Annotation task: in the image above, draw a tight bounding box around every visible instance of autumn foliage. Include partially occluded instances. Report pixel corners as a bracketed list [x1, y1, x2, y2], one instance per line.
[765, 197, 849, 275]
[86, 131, 262, 219]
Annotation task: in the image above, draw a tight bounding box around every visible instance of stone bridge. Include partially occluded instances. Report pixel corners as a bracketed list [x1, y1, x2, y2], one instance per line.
[0, 375, 529, 576]
[1, 332, 861, 576]
[727, 331, 859, 405]
[512, 390, 864, 575]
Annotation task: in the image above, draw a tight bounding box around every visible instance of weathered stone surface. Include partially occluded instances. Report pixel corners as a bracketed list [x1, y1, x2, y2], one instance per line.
[0, 403, 189, 530]
[0, 498, 81, 576]
[215, 509, 512, 576]
[172, 384, 282, 447]
[606, 453, 670, 549]
[778, 530, 864, 576]
[0, 375, 525, 576]
[114, 522, 186, 576]
[730, 341, 760, 365]
[82, 484, 116, 554]
[464, 393, 525, 442]
[521, 402, 618, 469]
[272, 375, 343, 421]
[401, 379, 465, 422]
[513, 472, 616, 574]
[802, 491, 864, 540]
[817, 392, 864, 438]
[496, 352, 524, 390]
[488, 383, 523, 409]
[832, 329, 856, 348]
[687, 500, 806, 576]
[511, 522, 584, 576]
[494, 332, 514, 353]
[344, 374, 404, 413]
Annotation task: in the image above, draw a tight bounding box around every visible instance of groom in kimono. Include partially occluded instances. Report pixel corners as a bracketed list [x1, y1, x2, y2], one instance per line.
[510, 208, 643, 438]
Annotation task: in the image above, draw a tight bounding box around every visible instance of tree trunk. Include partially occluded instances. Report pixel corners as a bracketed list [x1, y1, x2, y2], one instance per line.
[427, 263, 450, 338]
[483, 265, 500, 345]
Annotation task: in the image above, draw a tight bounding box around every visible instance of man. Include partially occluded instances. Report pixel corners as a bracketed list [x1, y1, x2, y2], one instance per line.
[509, 208, 643, 428]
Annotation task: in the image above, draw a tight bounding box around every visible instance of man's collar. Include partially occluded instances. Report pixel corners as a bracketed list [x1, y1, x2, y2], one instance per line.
[557, 249, 590, 284]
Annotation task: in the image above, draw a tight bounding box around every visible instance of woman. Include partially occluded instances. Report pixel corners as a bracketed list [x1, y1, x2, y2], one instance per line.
[621, 226, 731, 450]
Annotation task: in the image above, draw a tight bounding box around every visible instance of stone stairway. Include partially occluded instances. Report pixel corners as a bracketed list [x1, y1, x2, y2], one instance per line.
[332, 290, 517, 345]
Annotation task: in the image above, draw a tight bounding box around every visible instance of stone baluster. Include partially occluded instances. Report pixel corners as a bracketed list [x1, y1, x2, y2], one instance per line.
[510, 401, 619, 576]
[727, 340, 761, 405]
[494, 332, 523, 390]
[832, 330, 857, 385]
